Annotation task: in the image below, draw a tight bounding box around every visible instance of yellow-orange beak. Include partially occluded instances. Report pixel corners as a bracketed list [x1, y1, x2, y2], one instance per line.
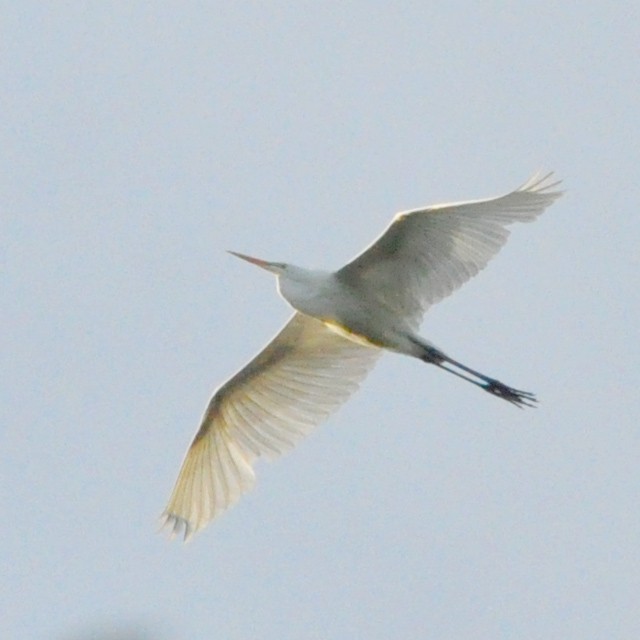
[227, 251, 282, 274]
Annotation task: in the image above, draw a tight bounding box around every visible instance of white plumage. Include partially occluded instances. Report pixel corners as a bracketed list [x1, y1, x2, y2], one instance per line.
[164, 313, 379, 537]
[337, 173, 560, 324]
[163, 172, 562, 540]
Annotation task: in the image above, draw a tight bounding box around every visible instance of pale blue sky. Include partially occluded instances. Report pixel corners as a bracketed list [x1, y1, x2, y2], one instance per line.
[3, 3, 639, 639]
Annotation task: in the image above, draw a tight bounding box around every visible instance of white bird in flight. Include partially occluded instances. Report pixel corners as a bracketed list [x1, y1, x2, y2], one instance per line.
[163, 172, 562, 540]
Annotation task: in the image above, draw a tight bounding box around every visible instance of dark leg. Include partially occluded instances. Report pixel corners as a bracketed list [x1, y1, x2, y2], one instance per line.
[419, 343, 537, 409]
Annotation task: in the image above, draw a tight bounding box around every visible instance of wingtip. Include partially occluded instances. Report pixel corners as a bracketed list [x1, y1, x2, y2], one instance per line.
[159, 511, 196, 543]
[519, 170, 564, 195]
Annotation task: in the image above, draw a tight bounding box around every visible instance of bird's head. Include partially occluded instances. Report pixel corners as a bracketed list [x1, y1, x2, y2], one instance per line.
[228, 251, 326, 308]
[228, 251, 288, 276]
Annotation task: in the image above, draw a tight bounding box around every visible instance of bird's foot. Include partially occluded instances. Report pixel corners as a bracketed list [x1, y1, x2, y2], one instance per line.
[483, 379, 537, 409]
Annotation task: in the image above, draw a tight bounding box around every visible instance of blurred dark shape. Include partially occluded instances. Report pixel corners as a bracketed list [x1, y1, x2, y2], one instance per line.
[60, 620, 168, 640]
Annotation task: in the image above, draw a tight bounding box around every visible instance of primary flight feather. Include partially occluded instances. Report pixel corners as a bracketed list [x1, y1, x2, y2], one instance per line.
[163, 172, 562, 540]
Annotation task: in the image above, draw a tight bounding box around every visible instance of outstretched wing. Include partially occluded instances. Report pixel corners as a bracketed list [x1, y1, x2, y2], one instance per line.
[163, 313, 380, 540]
[336, 173, 563, 327]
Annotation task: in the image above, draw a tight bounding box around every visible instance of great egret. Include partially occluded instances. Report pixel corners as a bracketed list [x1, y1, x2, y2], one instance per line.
[163, 172, 562, 540]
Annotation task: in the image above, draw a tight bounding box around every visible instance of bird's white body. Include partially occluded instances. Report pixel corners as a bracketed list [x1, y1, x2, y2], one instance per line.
[278, 268, 413, 352]
[163, 173, 563, 540]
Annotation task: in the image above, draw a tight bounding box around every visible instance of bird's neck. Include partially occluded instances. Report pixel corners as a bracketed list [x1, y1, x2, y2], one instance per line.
[277, 270, 336, 318]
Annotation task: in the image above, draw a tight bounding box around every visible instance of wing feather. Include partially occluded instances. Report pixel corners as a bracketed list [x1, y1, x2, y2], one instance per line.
[163, 312, 379, 539]
[337, 172, 562, 326]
